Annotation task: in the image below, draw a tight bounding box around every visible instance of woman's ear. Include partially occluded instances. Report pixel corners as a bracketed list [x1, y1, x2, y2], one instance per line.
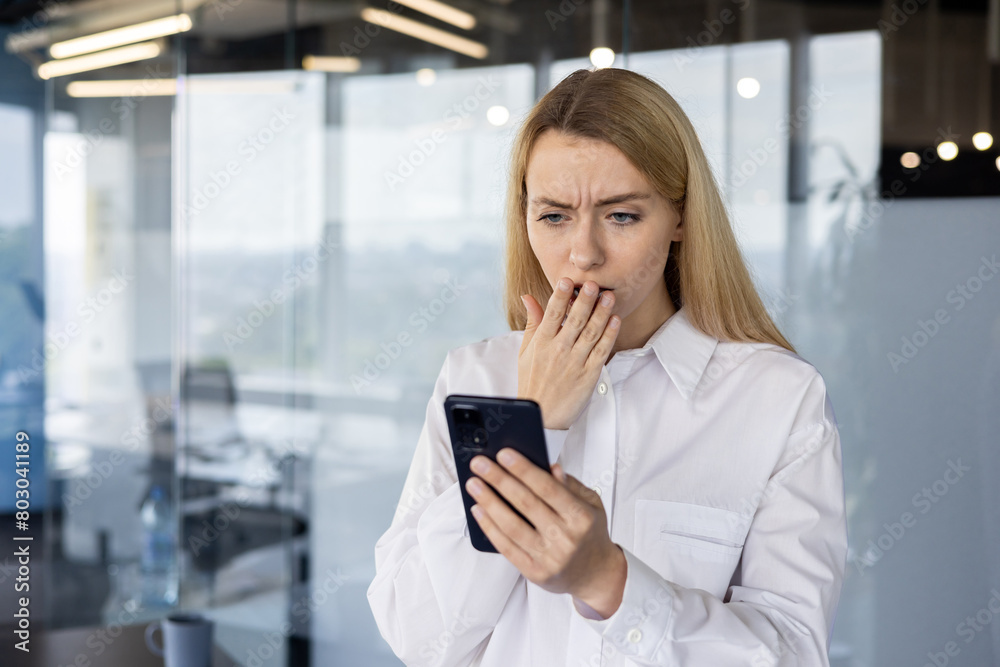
[672, 217, 684, 243]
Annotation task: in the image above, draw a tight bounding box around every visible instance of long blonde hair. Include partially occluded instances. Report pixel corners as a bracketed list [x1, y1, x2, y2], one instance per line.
[502, 67, 796, 353]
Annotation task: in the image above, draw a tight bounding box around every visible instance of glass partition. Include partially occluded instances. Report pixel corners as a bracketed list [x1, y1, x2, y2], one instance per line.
[1, 1, 998, 666]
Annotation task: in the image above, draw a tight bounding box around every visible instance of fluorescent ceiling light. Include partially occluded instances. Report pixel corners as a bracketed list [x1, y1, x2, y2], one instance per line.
[38, 42, 162, 80]
[302, 55, 362, 72]
[67, 79, 177, 97]
[66, 78, 299, 97]
[50, 14, 192, 59]
[361, 7, 488, 59]
[179, 79, 299, 94]
[394, 0, 476, 30]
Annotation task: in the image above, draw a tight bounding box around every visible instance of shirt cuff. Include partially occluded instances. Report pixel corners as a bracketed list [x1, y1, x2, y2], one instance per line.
[575, 547, 676, 660]
[543, 427, 569, 463]
[572, 596, 607, 620]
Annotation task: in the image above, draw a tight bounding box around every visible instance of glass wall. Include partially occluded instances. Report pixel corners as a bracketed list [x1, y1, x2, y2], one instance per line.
[1, 1, 998, 665]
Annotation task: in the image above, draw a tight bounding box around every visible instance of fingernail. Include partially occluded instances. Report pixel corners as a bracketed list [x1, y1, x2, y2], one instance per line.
[498, 449, 515, 465]
[558, 278, 572, 292]
[471, 504, 483, 520]
[600, 292, 613, 307]
[467, 478, 483, 495]
[609, 316, 620, 329]
[471, 457, 489, 473]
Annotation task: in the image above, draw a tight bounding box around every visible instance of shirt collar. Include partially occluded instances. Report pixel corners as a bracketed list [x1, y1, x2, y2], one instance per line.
[628, 305, 719, 401]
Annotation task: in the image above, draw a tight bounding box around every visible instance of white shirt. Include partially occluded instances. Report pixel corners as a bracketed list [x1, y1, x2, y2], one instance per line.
[367, 305, 847, 667]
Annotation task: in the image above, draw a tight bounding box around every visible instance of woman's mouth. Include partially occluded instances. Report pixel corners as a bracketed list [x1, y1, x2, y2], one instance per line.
[568, 285, 613, 308]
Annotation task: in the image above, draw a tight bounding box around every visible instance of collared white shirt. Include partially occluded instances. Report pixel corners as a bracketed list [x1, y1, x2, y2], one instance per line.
[368, 305, 847, 666]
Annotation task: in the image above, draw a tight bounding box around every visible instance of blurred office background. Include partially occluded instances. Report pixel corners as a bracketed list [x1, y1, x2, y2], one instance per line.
[0, 0, 998, 665]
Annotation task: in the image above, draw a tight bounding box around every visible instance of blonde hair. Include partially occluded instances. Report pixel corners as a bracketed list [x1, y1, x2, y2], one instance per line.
[502, 67, 796, 353]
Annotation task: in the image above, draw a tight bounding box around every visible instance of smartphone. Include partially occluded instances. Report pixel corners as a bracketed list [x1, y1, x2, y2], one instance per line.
[444, 394, 552, 553]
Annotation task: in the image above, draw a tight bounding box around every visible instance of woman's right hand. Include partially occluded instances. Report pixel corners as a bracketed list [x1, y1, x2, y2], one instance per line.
[517, 277, 621, 430]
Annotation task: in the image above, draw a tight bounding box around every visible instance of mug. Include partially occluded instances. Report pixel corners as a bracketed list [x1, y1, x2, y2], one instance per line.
[145, 613, 214, 667]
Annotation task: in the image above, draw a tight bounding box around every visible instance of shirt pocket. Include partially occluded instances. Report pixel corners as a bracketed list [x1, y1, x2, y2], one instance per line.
[633, 499, 747, 599]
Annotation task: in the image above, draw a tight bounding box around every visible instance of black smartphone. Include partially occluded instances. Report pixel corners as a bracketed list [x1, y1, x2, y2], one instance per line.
[444, 394, 552, 553]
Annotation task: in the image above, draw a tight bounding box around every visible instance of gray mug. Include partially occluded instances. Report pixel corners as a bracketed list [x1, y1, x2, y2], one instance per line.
[145, 613, 214, 667]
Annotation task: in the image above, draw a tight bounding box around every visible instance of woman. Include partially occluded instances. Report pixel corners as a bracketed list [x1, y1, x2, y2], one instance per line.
[367, 67, 847, 667]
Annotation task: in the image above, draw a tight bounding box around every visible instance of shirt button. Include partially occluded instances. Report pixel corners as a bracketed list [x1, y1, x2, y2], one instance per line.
[597, 382, 608, 395]
[591, 486, 601, 496]
[627, 628, 642, 644]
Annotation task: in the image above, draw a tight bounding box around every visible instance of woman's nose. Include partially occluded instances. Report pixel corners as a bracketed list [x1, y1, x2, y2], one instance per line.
[568, 218, 604, 270]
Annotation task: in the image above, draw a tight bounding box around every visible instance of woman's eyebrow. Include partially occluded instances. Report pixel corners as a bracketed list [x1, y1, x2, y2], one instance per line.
[529, 192, 652, 208]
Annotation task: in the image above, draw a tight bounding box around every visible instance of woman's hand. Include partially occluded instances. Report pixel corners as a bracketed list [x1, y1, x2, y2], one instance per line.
[518, 277, 620, 430]
[465, 448, 628, 618]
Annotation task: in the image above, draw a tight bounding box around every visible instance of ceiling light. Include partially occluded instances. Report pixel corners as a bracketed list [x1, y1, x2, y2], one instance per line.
[38, 42, 161, 80]
[972, 132, 993, 150]
[302, 55, 362, 72]
[50, 14, 191, 59]
[415, 68, 436, 86]
[361, 8, 487, 59]
[486, 105, 509, 126]
[737, 77, 761, 99]
[394, 0, 476, 30]
[67, 79, 176, 97]
[66, 78, 299, 97]
[900, 152, 920, 169]
[936, 141, 958, 161]
[590, 47, 615, 69]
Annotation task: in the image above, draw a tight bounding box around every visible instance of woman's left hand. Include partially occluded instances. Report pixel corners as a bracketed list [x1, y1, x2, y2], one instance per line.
[466, 448, 628, 618]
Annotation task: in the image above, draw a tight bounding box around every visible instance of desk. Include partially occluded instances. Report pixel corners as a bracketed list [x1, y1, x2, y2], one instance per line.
[16, 624, 240, 667]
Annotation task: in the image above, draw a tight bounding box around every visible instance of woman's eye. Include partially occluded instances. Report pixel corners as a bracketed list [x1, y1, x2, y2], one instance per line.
[537, 212, 640, 226]
[611, 212, 640, 225]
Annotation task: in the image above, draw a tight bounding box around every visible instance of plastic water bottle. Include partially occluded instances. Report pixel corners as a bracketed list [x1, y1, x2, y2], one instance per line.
[139, 484, 179, 607]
